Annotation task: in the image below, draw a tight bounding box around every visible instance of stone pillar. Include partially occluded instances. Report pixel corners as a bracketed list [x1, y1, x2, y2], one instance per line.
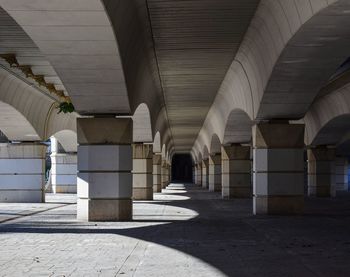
[193, 164, 198, 185]
[192, 164, 196, 183]
[202, 159, 209, 189]
[221, 145, 251, 198]
[194, 163, 198, 185]
[196, 163, 202, 186]
[209, 153, 221, 192]
[153, 153, 162, 193]
[253, 123, 305, 215]
[0, 143, 46, 203]
[308, 147, 336, 197]
[168, 162, 172, 184]
[335, 157, 348, 191]
[132, 143, 153, 200]
[51, 153, 77, 193]
[77, 118, 132, 221]
[50, 137, 77, 194]
[161, 159, 168, 189]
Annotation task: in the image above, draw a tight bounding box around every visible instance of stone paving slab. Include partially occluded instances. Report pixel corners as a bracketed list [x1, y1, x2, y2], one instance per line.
[0, 194, 77, 223]
[0, 185, 350, 276]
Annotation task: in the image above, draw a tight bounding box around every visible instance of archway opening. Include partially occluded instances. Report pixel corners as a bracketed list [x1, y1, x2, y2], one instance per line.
[172, 154, 193, 183]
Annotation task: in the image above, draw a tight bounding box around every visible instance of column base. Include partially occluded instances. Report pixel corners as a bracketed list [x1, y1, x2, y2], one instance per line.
[0, 190, 44, 203]
[77, 198, 132, 221]
[153, 184, 161, 193]
[133, 188, 153, 200]
[53, 184, 77, 194]
[253, 195, 304, 215]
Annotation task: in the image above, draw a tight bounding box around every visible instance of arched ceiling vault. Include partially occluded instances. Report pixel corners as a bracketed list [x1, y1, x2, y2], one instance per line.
[258, 0, 350, 119]
[144, 0, 260, 152]
[4, 0, 349, 158]
[304, 83, 350, 147]
[0, 66, 77, 142]
[0, 0, 130, 115]
[0, 0, 175, 149]
[193, 0, 350, 156]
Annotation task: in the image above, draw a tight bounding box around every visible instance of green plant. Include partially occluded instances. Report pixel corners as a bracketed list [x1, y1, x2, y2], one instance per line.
[57, 101, 75, 114]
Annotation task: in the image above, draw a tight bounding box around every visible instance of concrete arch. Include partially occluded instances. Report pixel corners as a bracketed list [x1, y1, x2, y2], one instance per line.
[0, 1, 173, 155]
[191, 150, 202, 165]
[0, 61, 78, 147]
[209, 134, 222, 155]
[153, 131, 162, 154]
[51, 130, 77, 153]
[197, 152, 203, 163]
[202, 145, 209, 160]
[161, 144, 167, 159]
[223, 109, 253, 145]
[0, 68, 54, 141]
[193, 0, 350, 153]
[46, 109, 77, 138]
[133, 103, 153, 143]
[0, 100, 40, 141]
[239, 0, 350, 120]
[0, 1, 130, 115]
[312, 115, 350, 146]
[193, 106, 254, 160]
[304, 83, 350, 146]
[190, 152, 197, 164]
[166, 150, 170, 163]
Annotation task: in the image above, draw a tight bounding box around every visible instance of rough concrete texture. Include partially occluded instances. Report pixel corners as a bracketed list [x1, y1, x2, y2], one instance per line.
[1, 184, 350, 276]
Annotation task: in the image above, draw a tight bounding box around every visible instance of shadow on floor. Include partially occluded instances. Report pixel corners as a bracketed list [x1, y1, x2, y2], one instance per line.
[2, 184, 350, 276]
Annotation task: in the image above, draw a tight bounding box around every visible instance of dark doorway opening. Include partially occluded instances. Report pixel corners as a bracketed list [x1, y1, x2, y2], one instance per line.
[172, 154, 193, 183]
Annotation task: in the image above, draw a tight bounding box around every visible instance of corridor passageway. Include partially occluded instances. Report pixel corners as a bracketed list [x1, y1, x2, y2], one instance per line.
[0, 1, 350, 275]
[1, 184, 350, 276]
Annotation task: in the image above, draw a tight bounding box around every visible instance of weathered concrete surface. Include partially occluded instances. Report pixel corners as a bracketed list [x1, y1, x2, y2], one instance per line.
[132, 143, 153, 200]
[1, 185, 350, 276]
[77, 118, 133, 221]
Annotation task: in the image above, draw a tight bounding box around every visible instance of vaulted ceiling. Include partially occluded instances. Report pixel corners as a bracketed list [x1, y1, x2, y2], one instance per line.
[0, 0, 260, 153]
[146, 0, 259, 151]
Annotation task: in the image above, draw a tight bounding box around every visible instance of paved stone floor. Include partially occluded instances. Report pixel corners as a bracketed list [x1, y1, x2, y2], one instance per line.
[0, 184, 350, 276]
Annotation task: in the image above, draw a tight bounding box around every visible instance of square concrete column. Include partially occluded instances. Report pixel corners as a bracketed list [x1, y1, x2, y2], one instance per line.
[221, 145, 251, 198]
[335, 157, 348, 191]
[253, 123, 305, 215]
[192, 164, 196, 183]
[308, 147, 336, 197]
[168, 162, 172, 183]
[50, 137, 77, 193]
[161, 159, 168, 189]
[202, 159, 209, 189]
[153, 154, 162, 193]
[132, 143, 153, 200]
[193, 164, 198, 185]
[209, 154, 221, 192]
[196, 163, 202, 186]
[0, 143, 46, 203]
[51, 153, 77, 193]
[77, 118, 132, 221]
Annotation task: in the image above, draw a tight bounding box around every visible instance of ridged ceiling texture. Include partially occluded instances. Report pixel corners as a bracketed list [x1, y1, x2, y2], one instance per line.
[146, 0, 260, 151]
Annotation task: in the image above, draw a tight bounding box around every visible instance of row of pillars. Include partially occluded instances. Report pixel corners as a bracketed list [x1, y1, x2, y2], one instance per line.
[194, 123, 349, 215]
[0, 118, 172, 223]
[0, 119, 348, 220]
[76, 118, 171, 220]
[0, 141, 79, 202]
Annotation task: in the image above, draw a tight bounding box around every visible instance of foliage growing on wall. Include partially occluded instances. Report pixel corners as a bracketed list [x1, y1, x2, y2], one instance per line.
[57, 101, 75, 114]
[0, 54, 75, 113]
